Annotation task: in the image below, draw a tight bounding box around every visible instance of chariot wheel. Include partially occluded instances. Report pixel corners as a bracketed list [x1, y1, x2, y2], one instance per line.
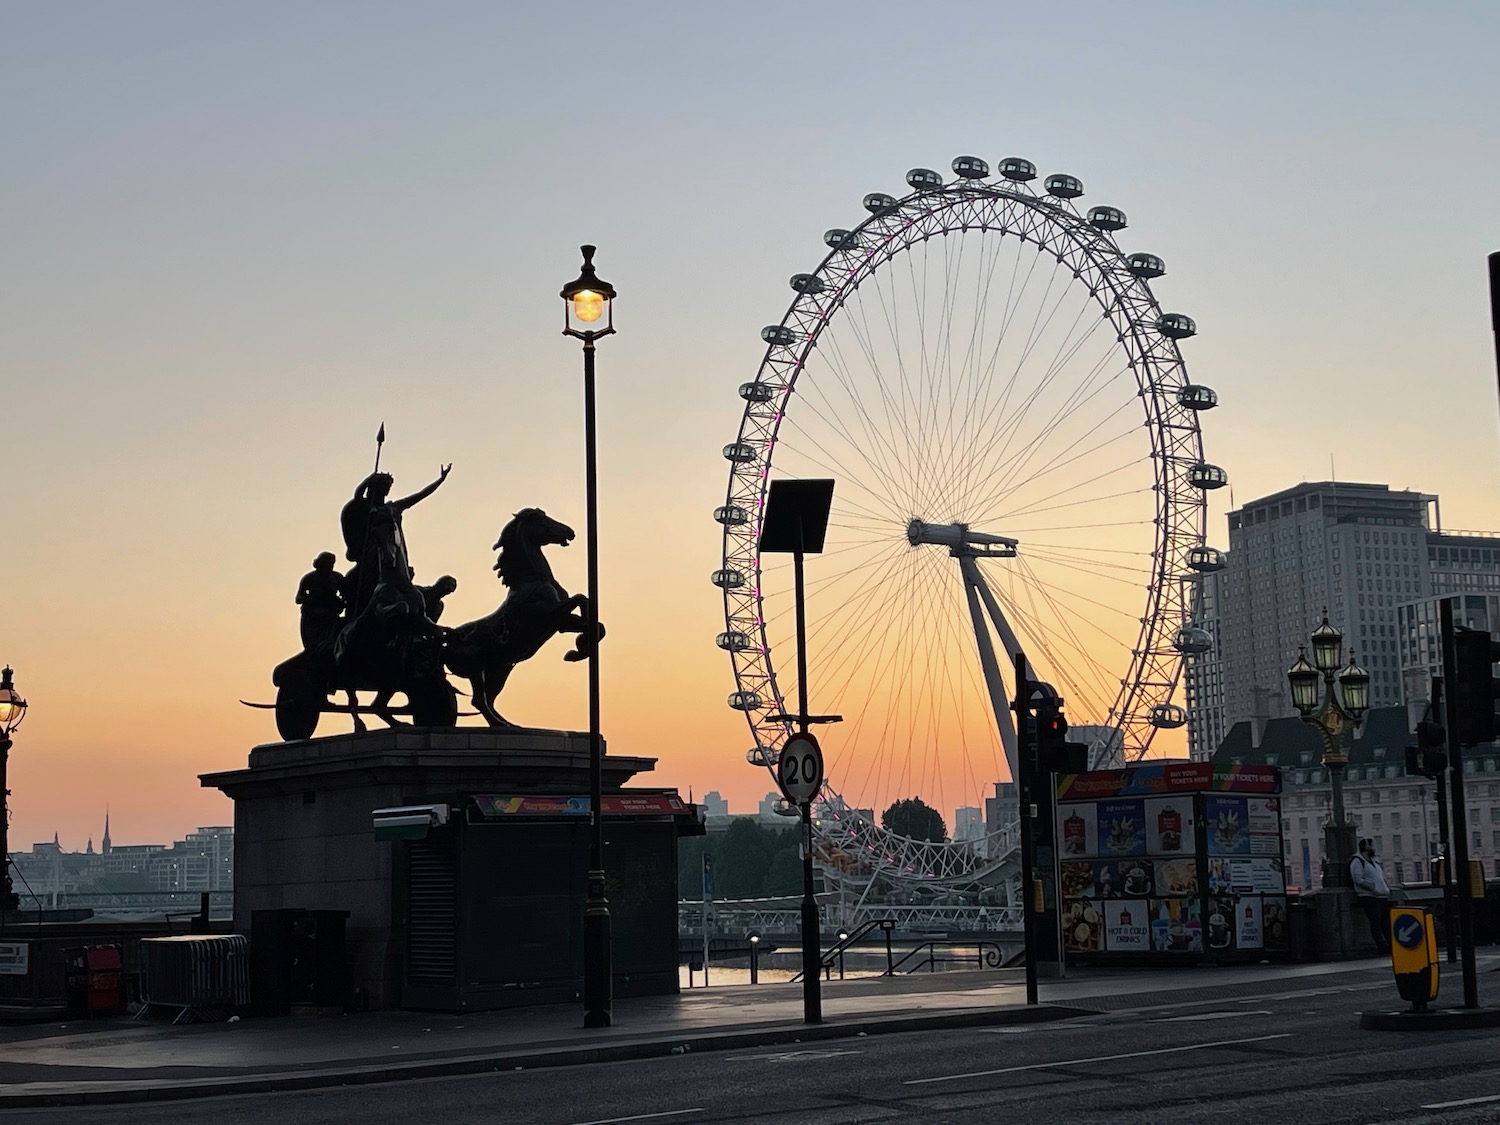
[274, 681, 322, 742]
[715, 155, 1224, 891]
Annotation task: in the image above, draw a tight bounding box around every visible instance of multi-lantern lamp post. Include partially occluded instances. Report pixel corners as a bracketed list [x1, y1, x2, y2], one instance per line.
[0, 666, 31, 922]
[1286, 609, 1370, 889]
[560, 246, 616, 1029]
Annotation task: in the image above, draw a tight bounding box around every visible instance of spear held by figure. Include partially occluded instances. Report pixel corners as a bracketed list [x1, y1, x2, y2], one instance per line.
[373, 422, 386, 473]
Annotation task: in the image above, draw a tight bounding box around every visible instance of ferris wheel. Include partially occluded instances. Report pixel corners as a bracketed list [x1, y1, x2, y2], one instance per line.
[715, 155, 1226, 892]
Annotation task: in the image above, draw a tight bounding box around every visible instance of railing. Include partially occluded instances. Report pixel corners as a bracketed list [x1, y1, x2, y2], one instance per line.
[680, 899, 1023, 937]
[887, 939, 1018, 974]
[17, 890, 234, 918]
[790, 917, 895, 982]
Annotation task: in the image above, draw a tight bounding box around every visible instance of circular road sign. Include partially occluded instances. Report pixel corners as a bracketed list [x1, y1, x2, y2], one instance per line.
[777, 732, 825, 804]
[1393, 912, 1426, 951]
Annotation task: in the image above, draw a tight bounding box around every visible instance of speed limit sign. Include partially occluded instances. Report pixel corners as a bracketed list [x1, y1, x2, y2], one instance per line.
[777, 732, 824, 803]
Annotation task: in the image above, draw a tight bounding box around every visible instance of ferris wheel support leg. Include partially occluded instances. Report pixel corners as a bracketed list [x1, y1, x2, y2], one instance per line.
[959, 556, 1019, 785]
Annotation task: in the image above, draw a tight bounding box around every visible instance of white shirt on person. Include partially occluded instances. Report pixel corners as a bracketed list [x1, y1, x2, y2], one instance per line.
[1351, 854, 1390, 897]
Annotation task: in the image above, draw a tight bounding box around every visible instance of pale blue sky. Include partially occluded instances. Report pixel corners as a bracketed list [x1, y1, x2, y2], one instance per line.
[4, 1, 1499, 845]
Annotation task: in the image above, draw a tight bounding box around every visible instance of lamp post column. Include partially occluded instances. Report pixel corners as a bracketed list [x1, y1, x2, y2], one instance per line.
[560, 245, 617, 1029]
[581, 334, 612, 1028]
[1322, 734, 1354, 888]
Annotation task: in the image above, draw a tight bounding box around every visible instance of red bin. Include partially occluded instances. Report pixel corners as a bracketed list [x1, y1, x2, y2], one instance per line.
[84, 945, 123, 1015]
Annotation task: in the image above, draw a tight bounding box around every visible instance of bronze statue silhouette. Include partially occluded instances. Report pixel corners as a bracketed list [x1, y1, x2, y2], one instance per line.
[295, 552, 346, 651]
[267, 462, 458, 740]
[340, 466, 450, 618]
[445, 508, 604, 727]
[254, 437, 605, 740]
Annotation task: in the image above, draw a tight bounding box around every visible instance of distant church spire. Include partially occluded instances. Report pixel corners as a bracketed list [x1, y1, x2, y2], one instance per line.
[103, 808, 112, 855]
[86, 837, 95, 855]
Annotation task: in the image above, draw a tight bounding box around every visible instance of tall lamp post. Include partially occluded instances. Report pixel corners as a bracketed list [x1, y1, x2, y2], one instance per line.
[561, 245, 616, 1028]
[1286, 609, 1369, 888]
[0, 667, 30, 924]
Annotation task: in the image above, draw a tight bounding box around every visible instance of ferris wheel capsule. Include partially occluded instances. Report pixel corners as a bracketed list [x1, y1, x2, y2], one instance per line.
[906, 168, 944, 191]
[739, 381, 776, 403]
[1157, 313, 1197, 339]
[824, 228, 861, 250]
[791, 273, 826, 295]
[717, 630, 752, 652]
[1087, 206, 1127, 231]
[728, 690, 763, 712]
[1044, 173, 1084, 198]
[1150, 704, 1188, 729]
[997, 157, 1036, 181]
[1188, 463, 1228, 490]
[1178, 384, 1218, 410]
[723, 442, 758, 464]
[952, 155, 989, 179]
[762, 325, 797, 346]
[1173, 626, 1213, 655]
[1187, 546, 1226, 573]
[711, 567, 746, 588]
[714, 505, 750, 526]
[1126, 253, 1166, 279]
[864, 192, 899, 215]
[747, 745, 779, 767]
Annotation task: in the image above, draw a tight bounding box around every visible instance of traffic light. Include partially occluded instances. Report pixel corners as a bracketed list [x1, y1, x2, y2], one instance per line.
[1452, 626, 1500, 747]
[1035, 694, 1088, 774]
[1405, 720, 1449, 779]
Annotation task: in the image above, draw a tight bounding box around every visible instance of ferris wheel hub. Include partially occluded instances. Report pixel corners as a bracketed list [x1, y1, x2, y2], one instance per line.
[906, 518, 1019, 558]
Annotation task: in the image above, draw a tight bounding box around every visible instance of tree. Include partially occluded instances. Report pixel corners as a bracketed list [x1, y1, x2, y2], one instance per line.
[881, 797, 947, 843]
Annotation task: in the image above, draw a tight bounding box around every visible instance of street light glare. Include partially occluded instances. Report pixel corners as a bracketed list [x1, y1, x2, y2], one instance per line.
[572, 290, 605, 323]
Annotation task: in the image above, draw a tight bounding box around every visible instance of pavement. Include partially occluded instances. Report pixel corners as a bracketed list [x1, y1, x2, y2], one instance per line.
[0, 955, 1470, 1108]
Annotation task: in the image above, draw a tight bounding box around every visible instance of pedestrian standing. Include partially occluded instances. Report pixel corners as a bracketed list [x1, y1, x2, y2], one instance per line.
[1351, 837, 1391, 954]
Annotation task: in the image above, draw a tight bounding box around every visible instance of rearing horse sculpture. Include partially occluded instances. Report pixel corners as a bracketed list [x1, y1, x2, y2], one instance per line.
[445, 508, 604, 727]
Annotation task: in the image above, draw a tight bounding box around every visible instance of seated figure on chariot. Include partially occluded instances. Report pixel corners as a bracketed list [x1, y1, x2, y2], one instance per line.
[295, 551, 346, 653]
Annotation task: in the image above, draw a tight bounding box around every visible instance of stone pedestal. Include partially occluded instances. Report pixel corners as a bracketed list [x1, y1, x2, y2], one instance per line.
[1308, 888, 1381, 960]
[201, 727, 663, 1010]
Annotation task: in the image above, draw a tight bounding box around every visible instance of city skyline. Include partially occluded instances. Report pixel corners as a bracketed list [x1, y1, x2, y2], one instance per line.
[7, 3, 1500, 847]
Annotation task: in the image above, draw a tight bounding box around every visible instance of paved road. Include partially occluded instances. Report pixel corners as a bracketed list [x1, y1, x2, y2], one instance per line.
[5, 972, 1499, 1124]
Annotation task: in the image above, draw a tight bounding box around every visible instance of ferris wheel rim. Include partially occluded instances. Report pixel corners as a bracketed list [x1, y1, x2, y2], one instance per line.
[719, 166, 1210, 825]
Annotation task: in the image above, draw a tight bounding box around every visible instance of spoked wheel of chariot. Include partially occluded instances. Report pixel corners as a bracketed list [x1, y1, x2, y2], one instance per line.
[716, 155, 1225, 898]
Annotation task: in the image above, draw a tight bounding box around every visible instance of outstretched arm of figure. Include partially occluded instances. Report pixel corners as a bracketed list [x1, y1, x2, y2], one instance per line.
[394, 464, 452, 511]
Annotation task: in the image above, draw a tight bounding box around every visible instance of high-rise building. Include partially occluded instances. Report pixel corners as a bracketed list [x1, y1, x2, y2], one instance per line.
[1187, 482, 1434, 749]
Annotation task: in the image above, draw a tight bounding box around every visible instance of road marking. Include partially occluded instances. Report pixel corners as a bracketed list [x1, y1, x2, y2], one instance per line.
[904, 1033, 1293, 1084]
[1422, 1092, 1500, 1109]
[572, 1111, 705, 1125]
[1155, 1010, 1271, 1022]
[728, 1048, 862, 1061]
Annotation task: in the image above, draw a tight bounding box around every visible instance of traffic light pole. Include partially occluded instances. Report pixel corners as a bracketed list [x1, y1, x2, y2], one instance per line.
[1012, 652, 1038, 1006]
[1429, 677, 1459, 965]
[1439, 598, 1480, 1009]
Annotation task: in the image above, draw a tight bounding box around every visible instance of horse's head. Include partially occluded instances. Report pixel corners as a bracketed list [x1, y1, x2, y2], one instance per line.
[493, 508, 576, 586]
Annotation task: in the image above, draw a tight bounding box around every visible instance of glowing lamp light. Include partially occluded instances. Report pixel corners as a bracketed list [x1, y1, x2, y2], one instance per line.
[560, 244, 616, 338]
[572, 289, 605, 323]
[0, 666, 26, 736]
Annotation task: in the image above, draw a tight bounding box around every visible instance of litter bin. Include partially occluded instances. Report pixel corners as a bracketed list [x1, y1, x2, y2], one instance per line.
[1286, 900, 1316, 963]
[63, 945, 123, 1017]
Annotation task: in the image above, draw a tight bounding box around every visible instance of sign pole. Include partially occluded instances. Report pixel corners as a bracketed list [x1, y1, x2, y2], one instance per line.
[794, 544, 822, 1024]
[1012, 651, 1038, 1006]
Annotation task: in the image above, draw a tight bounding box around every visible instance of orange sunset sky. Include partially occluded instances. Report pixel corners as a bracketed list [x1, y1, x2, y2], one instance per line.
[6, 4, 1500, 850]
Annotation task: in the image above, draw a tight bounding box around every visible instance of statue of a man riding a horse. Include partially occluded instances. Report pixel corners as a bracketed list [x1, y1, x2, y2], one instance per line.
[262, 446, 602, 741]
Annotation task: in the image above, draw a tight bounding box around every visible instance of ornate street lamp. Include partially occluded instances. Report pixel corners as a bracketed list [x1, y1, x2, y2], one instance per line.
[1286, 609, 1368, 888]
[0, 666, 30, 920]
[561, 246, 615, 1028]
